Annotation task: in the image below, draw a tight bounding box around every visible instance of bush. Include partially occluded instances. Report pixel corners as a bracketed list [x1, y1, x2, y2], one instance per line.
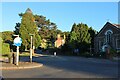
[117, 51, 120, 56]
[109, 48, 116, 56]
[1, 43, 10, 56]
[61, 44, 73, 55]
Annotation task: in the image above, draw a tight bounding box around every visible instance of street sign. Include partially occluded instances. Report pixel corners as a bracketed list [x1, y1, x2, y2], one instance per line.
[13, 36, 22, 66]
[14, 36, 22, 46]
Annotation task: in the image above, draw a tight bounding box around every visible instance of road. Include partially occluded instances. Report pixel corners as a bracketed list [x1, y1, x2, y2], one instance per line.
[2, 54, 119, 78]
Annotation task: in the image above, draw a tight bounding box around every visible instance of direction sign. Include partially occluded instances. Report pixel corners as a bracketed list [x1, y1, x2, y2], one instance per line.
[14, 36, 22, 46]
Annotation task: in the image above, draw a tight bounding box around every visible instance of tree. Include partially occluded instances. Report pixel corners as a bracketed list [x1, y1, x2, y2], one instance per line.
[1, 31, 14, 44]
[88, 27, 97, 52]
[16, 8, 64, 50]
[34, 14, 47, 28]
[0, 36, 10, 56]
[19, 8, 41, 50]
[77, 23, 91, 43]
[14, 23, 21, 35]
[62, 31, 70, 44]
[69, 23, 91, 53]
[70, 23, 78, 42]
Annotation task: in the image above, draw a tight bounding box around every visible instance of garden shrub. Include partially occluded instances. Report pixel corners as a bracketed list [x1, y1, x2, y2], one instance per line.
[107, 48, 117, 58]
[1, 43, 10, 56]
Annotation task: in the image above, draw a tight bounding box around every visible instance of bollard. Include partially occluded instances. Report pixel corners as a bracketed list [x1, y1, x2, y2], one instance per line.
[8, 53, 13, 64]
[54, 52, 56, 56]
[13, 53, 16, 64]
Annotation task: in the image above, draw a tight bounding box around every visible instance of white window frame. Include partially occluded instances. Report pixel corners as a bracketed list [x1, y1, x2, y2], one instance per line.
[105, 30, 113, 35]
[105, 30, 113, 43]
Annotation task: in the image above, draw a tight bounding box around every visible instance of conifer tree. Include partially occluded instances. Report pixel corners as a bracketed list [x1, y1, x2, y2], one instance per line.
[19, 8, 41, 50]
[70, 23, 91, 52]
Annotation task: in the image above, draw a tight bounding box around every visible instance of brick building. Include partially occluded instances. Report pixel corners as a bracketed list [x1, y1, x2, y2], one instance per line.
[94, 22, 120, 53]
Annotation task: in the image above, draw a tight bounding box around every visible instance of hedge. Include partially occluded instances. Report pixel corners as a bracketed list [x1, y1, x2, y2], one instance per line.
[1, 43, 10, 56]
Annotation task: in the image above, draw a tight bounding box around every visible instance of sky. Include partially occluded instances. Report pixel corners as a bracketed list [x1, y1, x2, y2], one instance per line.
[1, 0, 119, 2]
[1, 2, 118, 32]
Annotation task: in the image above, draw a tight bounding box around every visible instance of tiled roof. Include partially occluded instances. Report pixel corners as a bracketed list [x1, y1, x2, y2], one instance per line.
[112, 24, 120, 28]
[95, 22, 120, 37]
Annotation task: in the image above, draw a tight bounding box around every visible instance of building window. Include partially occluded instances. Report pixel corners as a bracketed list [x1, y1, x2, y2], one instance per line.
[117, 39, 120, 49]
[116, 39, 120, 52]
[105, 30, 113, 44]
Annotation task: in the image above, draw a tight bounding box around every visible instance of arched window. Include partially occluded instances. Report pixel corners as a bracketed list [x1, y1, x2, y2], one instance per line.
[105, 30, 113, 44]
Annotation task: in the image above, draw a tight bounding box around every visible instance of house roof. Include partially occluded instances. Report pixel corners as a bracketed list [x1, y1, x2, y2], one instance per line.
[95, 22, 120, 37]
[112, 24, 120, 28]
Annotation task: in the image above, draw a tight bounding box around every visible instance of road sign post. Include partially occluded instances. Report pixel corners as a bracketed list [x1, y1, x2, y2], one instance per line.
[29, 33, 34, 63]
[30, 35, 32, 63]
[13, 35, 22, 66]
[16, 46, 19, 65]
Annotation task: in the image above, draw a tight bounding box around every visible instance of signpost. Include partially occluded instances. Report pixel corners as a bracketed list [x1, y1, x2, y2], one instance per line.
[30, 35, 33, 63]
[13, 35, 22, 66]
[29, 34, 34, 63]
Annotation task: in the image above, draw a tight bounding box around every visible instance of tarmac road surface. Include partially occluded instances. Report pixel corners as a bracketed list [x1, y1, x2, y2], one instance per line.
[2, 55, 119, 78]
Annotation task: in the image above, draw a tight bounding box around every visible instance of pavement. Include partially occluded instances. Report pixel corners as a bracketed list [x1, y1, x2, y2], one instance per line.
[0, 57, 43, 70]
